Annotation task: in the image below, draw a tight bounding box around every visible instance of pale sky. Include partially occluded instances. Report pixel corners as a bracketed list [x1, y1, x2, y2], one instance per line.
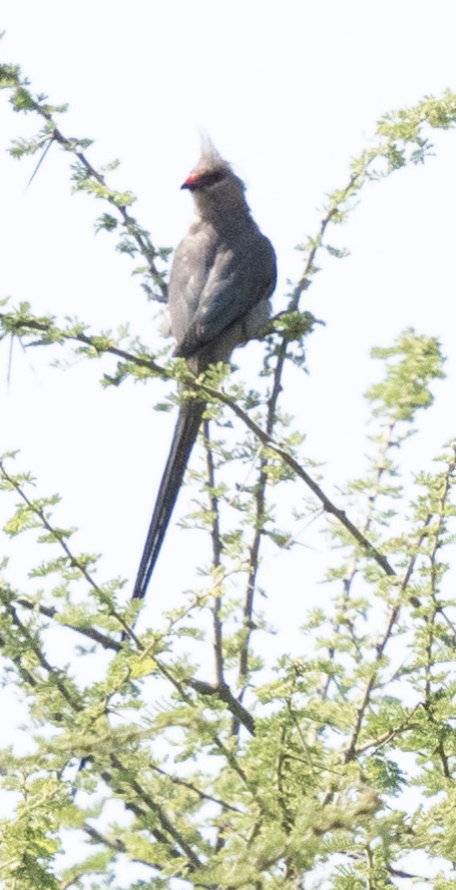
[2, 4, 456, 886]
[1, 0, 456, 646]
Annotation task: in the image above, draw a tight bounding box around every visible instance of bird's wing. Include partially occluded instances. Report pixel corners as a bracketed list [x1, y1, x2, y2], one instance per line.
[172, 233, 276, 360]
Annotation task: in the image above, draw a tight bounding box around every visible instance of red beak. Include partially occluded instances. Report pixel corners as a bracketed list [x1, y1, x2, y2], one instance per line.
[181, 172, 199, 190]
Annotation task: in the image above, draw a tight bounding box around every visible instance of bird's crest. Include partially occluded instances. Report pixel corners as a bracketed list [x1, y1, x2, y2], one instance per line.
[181, 135, 239, 192]
[199, 134, 223, 166]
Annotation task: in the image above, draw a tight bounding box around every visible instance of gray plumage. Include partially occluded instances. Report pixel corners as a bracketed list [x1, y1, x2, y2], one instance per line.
[132, 141, 276, 602]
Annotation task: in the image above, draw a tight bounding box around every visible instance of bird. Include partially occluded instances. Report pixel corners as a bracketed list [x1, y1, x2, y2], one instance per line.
[131, 139, 277, 604]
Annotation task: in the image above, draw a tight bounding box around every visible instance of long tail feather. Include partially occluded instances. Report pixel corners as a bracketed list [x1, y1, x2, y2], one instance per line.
[131, 400, 206, 601]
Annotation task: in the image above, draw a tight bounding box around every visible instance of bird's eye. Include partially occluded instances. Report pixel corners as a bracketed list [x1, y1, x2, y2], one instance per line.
[199, 170, 226, 188]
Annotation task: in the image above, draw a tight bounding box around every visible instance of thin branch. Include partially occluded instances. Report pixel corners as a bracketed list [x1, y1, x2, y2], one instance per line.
[0, 458, 131, 637]
[354, 710, 421, 754]
[109, 753, 203, 870]
[343, 451, 456, 763]
[82, 822, 179, 872]
[98, 765, 187, 860]
[9, 606, 81, 711]
[320, 417, 398, 699]
[387, 865, 431, 881]
[203, 419, 225, 687]
[34, 115, 167, 298]
[290, 174, 360, 311]
[152, 658, 254, 780]
[2, 597, 204, 870]
[197, 383, 396, 578]
[150, 763, 243, 813]
[12, 594, 120, 650]
[0, 312, 165, 374]
[1, 317, 395, 587]
[187, 678, 255, 736]
[232, 179, 361, 727]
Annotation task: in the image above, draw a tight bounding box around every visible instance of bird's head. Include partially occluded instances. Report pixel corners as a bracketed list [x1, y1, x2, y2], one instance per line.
[181, 138, 247, 210]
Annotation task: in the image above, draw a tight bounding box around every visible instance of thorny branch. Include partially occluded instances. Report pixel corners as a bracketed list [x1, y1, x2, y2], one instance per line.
[232, 176, 361, 726]
[0, 313, 395, 581]
[343, 445, 456, 764]
[0, 597, 210, 876]
[320, 416, 398, 700]
[197, 379, 395, 577]
[0, 457, 131, 637]
[187, 677, 255, 735]
[22, 88, 168, 300]
[0, 449, 259, 735]
[0, 578, 120, 650]
[203, 419, 225, 688]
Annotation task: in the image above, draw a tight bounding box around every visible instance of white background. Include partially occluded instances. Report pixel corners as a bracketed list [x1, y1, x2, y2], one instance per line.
[1, 3, 456, 886]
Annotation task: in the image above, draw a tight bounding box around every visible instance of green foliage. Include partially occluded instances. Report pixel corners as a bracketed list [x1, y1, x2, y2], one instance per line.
[368, 329, 445, 420]
[1, 49, 456, 889]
